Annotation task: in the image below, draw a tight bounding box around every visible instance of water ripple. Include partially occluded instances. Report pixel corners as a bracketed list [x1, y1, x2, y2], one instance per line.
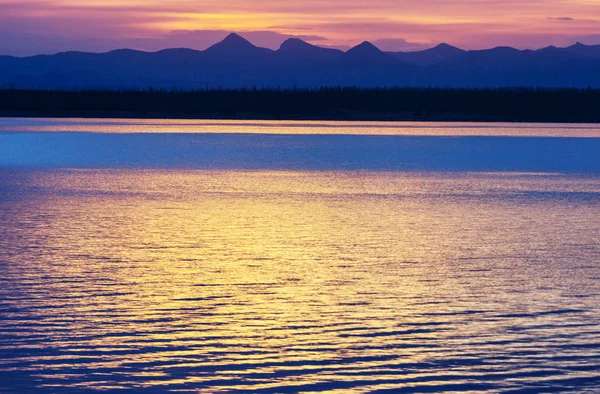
[0, 169, 599, 392]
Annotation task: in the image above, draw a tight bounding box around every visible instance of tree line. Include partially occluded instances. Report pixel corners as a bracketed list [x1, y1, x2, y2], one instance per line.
[1, 87, 599, 122]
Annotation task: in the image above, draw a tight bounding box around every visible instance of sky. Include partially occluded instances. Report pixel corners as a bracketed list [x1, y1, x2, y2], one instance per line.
[1, 0, 600, 56]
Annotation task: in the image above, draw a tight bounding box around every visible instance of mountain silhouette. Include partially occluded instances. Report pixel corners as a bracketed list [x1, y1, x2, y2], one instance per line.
[205, 33, 271, 56]
[430, 43, 464, 55]
[279, 38, 342, 57]
[559, 42, 600, 59]
[389, 43, 465, 65]
[420, 43, 464, 59]
[346, 41, 392, 63]
[1, 34, 599, 89]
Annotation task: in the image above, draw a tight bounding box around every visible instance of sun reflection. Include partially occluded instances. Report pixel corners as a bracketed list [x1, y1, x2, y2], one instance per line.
[1, 170, 599, 391]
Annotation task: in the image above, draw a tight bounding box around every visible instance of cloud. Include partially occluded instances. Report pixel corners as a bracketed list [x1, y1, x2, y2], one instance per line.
[548, 17, 575, 21]
[267, 26, 316, 31]
[1, 0, 600, 51]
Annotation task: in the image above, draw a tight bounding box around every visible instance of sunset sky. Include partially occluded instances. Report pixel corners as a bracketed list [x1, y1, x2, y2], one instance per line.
[1, 0, 600, 55]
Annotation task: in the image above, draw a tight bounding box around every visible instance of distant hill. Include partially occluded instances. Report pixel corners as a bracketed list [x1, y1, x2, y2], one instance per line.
[388, 43, 465, 66]
[1, 33, 599, 89]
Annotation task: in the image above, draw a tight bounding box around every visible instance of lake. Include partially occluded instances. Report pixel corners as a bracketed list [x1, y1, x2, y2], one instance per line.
[1, 119, 599, 393]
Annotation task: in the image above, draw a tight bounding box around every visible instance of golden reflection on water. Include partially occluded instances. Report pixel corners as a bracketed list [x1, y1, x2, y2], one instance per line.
[1, 170, 600, 392]
[1, 118, 600, 137]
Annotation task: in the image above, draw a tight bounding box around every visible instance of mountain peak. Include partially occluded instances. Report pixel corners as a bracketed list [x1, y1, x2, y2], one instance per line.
[280, 38, 312, 51]
[565, 41, 600, 58]
[278, 38, 344, 60]
[347, 41, 382, 55]
[537, 45, 560, 53]
[221, 33, 254, 46]
[206, 33, 256, 53]
[568, 41, 597, 49]
[485, 46, 521, 54]
[429, 43, 464, 54]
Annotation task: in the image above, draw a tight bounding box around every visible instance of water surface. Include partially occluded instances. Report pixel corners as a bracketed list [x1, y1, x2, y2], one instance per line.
[1, 120, 599, 393]
[1, 118, 600, 137]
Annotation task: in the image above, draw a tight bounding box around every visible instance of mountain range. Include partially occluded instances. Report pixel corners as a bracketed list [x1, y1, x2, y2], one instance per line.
[1, 33, 599, 89]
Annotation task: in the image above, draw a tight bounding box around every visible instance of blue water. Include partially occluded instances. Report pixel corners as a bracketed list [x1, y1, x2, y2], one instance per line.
[0, 120, 599, 393]
[1, 133, 600, 173]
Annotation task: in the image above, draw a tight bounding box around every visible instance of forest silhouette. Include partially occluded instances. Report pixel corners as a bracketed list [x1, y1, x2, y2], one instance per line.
[1, 87, 599, 122]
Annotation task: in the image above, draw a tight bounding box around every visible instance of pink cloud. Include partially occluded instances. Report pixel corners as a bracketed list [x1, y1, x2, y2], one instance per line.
[1, 0, 599, 54]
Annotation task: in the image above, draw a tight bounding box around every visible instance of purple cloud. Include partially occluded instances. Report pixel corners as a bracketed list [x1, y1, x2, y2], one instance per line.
[1, 0, 600, 54]
[548, 17, 575, 21]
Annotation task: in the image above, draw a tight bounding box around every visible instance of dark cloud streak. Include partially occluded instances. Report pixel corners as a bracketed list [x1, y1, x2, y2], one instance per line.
[548, 17, 575, 21]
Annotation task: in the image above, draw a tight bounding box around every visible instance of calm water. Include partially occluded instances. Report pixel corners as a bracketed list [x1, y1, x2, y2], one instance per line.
[1, 120, 600, 393]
